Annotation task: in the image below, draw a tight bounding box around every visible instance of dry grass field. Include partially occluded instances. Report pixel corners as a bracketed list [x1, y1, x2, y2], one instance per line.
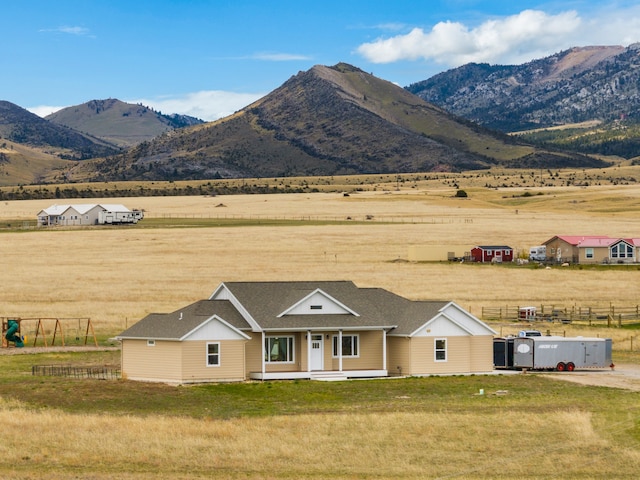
[1, 169, 640, 337]
[1, 397, 638, 479]
[1, 167, 640, 479]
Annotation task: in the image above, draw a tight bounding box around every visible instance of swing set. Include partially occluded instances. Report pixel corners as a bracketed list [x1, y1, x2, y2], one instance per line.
[2, 317, 97, 348]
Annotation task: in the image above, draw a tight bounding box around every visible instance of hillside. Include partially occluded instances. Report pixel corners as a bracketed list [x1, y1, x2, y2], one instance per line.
[0, 139, 75, 186]
[0, 101, 120, 159]
[406, 44, 640, 158]
[64, 63, 602, 182]
[46, 99, 204, 148]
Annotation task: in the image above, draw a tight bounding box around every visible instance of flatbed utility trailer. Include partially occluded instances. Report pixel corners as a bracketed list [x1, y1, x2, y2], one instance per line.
[494, 336, 612, 371]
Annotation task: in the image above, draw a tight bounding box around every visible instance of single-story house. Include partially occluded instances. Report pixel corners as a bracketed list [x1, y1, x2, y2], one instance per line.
[37, 203, 137, 226]
[542, 235, 640, 264]
[470, 246, 513, 263]
[116, 281, 497, 384]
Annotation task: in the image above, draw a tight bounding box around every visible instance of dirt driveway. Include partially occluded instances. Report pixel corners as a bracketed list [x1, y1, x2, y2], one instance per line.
[544, 363, 640, 391]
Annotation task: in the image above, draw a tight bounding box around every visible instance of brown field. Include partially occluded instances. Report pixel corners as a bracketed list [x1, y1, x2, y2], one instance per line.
[1, 169, 640, 479]
[1, 172, 640, 337]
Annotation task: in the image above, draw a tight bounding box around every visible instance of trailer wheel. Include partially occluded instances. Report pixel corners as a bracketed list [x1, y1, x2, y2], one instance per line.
[566, 362, 575, 372]
[556, 362, 566, 372]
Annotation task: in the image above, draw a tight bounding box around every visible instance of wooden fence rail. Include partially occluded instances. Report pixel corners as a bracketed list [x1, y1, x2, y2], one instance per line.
[481, 304, 640, 326]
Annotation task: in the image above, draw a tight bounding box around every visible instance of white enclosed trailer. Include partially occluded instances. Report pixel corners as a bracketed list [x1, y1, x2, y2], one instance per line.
[494, 336, 612, 371]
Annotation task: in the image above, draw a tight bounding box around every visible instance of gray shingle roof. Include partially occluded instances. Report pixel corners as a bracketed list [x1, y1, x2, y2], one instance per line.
[117, 299, 251, 340]
[117, 281, 453, 340]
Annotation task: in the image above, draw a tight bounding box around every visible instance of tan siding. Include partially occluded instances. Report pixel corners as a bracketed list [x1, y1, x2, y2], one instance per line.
[468, 336, 494, 372]
[121, 340, 182, 381]
[545, 239, 578, 262]
[387, 337, 411, 376]
[330, 331, 384, 371]
[244, 335, 262, 376]
[409, 336, 473, 375]
[579, 247, 608, 264]
[181, 340, 246, 382]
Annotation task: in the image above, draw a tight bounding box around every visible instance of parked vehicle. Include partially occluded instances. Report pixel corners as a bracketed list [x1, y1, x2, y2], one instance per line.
[98, 209, 143, 225]
[518, 330, 542, 337]
[494, 336, 612, 371]
[528, 245, 546, 261]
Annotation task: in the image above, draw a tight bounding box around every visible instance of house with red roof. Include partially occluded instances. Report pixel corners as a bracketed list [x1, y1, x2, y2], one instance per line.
[542, 236, 639, 264]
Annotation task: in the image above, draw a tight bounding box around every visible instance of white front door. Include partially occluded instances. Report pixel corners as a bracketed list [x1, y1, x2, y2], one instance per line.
[310, 334, 324, 370]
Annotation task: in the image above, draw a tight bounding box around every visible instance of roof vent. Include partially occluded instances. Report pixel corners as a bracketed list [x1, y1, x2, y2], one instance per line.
[179, 312, 183, 320]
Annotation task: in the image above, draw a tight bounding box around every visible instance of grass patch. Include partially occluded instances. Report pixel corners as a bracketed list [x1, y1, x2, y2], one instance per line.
[1, 351, 640, 478]
[0, 351, 634, 419]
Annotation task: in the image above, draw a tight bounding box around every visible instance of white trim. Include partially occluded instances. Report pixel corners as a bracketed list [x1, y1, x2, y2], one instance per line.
[249, 369, 388, 381]
[382, 330, 387, 371]
[434, 338, 447, 362]
[206, 342, 220, 367]
[179, 314, 252, 341]
[332, 333, 360, 359]
[406, 302, 497, 337]
[264, 335, 295, 364]
[209, 283, 262, 332]
[277, 288, 360, 317]
[307, 330, 312, 373]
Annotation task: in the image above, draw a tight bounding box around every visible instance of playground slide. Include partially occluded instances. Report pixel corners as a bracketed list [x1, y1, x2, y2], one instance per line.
[5, 320, 24, 348]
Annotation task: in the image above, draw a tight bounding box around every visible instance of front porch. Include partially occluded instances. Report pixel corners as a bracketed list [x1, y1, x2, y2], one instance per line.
[249, 369, 388, 381]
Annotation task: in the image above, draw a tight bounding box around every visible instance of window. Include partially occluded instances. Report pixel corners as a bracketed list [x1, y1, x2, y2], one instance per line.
[585, 248, 594, 259]
[265, 336, 294, 363]
[435, 338, 447, 362]
[147, 340, 155, 347]
[207, 342, 220, 366]
[611, 243, 633, 259]
[332, 334, 359, 357]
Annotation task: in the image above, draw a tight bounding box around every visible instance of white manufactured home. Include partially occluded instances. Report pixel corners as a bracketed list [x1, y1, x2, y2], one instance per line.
[37, 204, 142, 226]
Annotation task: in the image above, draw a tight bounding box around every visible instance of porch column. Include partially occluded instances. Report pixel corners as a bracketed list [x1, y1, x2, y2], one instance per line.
[307, 330, 312, 373]
[261, 331, 265, 378]
[338, 329, 343, 372]
[382, 329, 387, 371]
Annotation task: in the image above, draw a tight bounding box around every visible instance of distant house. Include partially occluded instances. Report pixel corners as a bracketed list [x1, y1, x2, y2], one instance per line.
[470, 246, 513, 263]
[116, 281, 496, 384]
[542, 235, 639, 264]
[37, 204, 140, 226]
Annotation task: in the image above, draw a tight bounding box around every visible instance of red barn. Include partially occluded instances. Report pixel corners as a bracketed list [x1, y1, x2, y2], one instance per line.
[471, 245, 513, 263]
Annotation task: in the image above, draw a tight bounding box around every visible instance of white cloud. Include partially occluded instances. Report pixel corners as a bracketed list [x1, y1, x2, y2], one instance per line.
[357, 9, 583, 66]
[130, 90, 266, 122]
[28, 105, 65, 117]
[40, 26, 92, 36]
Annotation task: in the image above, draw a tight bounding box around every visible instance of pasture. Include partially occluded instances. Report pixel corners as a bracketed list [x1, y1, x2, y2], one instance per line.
[1, 171, 640, 336]
[0, 168, 639, 478]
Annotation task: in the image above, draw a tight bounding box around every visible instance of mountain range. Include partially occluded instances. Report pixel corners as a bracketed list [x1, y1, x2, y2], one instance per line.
[407, 44, 640, 158]
[2, 48, 631, 185]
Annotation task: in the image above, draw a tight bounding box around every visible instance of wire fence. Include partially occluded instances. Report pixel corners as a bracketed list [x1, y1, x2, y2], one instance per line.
[144, 212, 476, 224]
[32, 365, 121, 380]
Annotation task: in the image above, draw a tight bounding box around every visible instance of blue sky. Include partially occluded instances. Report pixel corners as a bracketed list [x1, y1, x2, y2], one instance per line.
[4, 0, 640, 121]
